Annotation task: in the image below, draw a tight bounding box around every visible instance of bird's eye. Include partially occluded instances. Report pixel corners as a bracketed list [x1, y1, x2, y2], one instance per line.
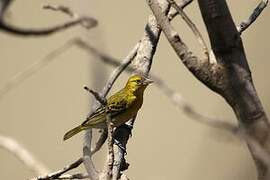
[136, 79, 141, 83]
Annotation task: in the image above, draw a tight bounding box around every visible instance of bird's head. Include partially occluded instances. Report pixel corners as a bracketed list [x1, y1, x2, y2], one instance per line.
[125, 74, 153, 95]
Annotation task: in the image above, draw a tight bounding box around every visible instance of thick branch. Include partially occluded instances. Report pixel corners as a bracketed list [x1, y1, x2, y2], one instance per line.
[197, 0, 239, 55]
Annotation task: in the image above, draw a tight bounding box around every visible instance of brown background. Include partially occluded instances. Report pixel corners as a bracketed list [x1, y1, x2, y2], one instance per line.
[0, 0, 269, 179]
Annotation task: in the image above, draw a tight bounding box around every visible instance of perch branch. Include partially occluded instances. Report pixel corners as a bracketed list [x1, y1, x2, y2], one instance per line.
[105, 113, 114, 179]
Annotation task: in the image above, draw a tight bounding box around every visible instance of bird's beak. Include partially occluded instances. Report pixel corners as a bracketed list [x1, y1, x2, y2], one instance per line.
[143, 78, 154, 85]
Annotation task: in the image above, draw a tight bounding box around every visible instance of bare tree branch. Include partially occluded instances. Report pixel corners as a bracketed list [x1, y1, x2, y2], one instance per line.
[167, 0, 193, 21]
[167, 0, 209, 61]
[105, 114, 114, 179]
[43, 4, 75, 18]
[0, 135, 49, 175]
[0, 16, 97, 36]
[0, 2, 97, 36]
[0, 0, 13, 18]
[100, 43, 140, 98]
[32, 158, 84, 180]
[55, 173, 89, 180]
[146, 0, 220, 93]
[84, 86, 107, 106]
[42, 4, 93, 29]
[237, 0, 268, 34]
[0, 40, 75, 99]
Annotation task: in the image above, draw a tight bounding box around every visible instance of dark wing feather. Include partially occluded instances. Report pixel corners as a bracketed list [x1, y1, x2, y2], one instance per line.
[81, 89, 135, 127]
[81, 106, 106, 126]
[107, 89, 134, 117]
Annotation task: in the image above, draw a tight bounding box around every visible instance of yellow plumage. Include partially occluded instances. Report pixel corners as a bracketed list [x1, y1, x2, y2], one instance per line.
[63, 74, 153, 141]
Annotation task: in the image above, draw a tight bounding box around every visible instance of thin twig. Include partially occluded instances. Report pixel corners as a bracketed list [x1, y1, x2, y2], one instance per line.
[237, 0, 268, 34]
[168, 0, 194, 21]
[0, 0, 13, 18]
[100, 43, 140, 98]
[0, 40, 75, 99]
[43, 4, 75, 18]
[55, 173, 89, 179]
[33, 158, 84, 180]
[42, 4, 92, 29]
[167, 0, 209, 61]
[84, 86, 107, 106]
[0, 135, 49, 175]
[161, 88, 237, 132]
[0, 15, 97, 36]
[0, 3, 97, 36]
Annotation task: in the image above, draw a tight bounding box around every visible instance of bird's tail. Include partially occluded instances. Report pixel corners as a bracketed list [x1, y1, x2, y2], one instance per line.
[63, 125, 86, 141]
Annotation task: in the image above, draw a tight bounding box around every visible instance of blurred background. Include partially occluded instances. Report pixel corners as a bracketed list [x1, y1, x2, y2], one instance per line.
[0, 0, 269, 179]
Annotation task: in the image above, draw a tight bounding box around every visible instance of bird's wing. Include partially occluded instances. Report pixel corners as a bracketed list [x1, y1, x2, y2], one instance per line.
[81, 90, 135, 127]
[107, 90, 136, 117]
[81, 106, 106, 127]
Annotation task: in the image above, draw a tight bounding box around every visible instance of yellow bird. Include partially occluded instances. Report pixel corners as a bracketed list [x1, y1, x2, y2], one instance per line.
[63, 74, 153, 141]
